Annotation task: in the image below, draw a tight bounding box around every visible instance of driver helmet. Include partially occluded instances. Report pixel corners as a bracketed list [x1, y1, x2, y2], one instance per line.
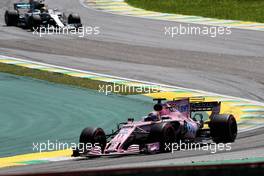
[40, 6, 47, 12]
[159, 103, 171, 116]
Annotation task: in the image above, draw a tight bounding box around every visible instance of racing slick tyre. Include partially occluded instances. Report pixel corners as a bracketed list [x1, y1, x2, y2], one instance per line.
[68, 13, 82, 28]
[148, 123, 176, 153]
[5, 10, 18, 26]
[209, 114, 237, 143]
[72, 127, 107, 157]
[28, 15, 41, 31]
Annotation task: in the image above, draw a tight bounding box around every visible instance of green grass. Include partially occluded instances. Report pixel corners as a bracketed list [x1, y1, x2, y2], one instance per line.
[0, 63, 155, 95]
[125, 0, 264, 23]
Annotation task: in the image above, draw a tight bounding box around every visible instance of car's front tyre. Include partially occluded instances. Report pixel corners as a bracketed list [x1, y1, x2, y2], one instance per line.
[72, 127, 107, 157]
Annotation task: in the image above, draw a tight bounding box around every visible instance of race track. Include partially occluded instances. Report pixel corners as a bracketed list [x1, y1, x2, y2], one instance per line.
[0, 0, 264, 174]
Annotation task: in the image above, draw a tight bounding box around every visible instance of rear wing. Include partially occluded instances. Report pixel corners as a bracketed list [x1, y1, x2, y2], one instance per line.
[190, 102, 221, 112]
[190, 101, 221, 120]
[14, 3, 31, 10]
[170, 98, 221, 116]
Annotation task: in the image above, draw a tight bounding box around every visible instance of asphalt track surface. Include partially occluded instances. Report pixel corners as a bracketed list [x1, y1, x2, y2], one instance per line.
[0, 0, 264, 174]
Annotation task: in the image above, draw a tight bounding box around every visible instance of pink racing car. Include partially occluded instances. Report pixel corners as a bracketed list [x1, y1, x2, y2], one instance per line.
[72, 98, 237, 157]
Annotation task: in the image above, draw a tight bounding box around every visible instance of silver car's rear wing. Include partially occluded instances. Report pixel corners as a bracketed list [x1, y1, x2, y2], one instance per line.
[14, 3, 31, 10]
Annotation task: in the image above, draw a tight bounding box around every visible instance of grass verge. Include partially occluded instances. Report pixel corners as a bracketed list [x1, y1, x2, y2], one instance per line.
[0, 63, 156, 95]
[125, 0, 264, 23]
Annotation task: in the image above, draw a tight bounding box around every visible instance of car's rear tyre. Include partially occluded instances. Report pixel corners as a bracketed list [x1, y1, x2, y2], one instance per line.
[148, 123, 176, 153]
[209, 114, 237, 143]
[5, 10, 18, 26]
[28, 15, 41, 31]
[68, 13, 82, 28]
[72, 127, 106, 157]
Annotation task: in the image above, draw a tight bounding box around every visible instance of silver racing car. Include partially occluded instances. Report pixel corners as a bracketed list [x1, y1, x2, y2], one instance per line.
[4, 0, 82, 30]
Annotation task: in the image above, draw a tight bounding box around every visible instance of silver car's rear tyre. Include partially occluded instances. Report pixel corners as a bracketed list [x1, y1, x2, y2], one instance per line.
[28, 15, 41, 31]
[5, 10, 18, 26]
